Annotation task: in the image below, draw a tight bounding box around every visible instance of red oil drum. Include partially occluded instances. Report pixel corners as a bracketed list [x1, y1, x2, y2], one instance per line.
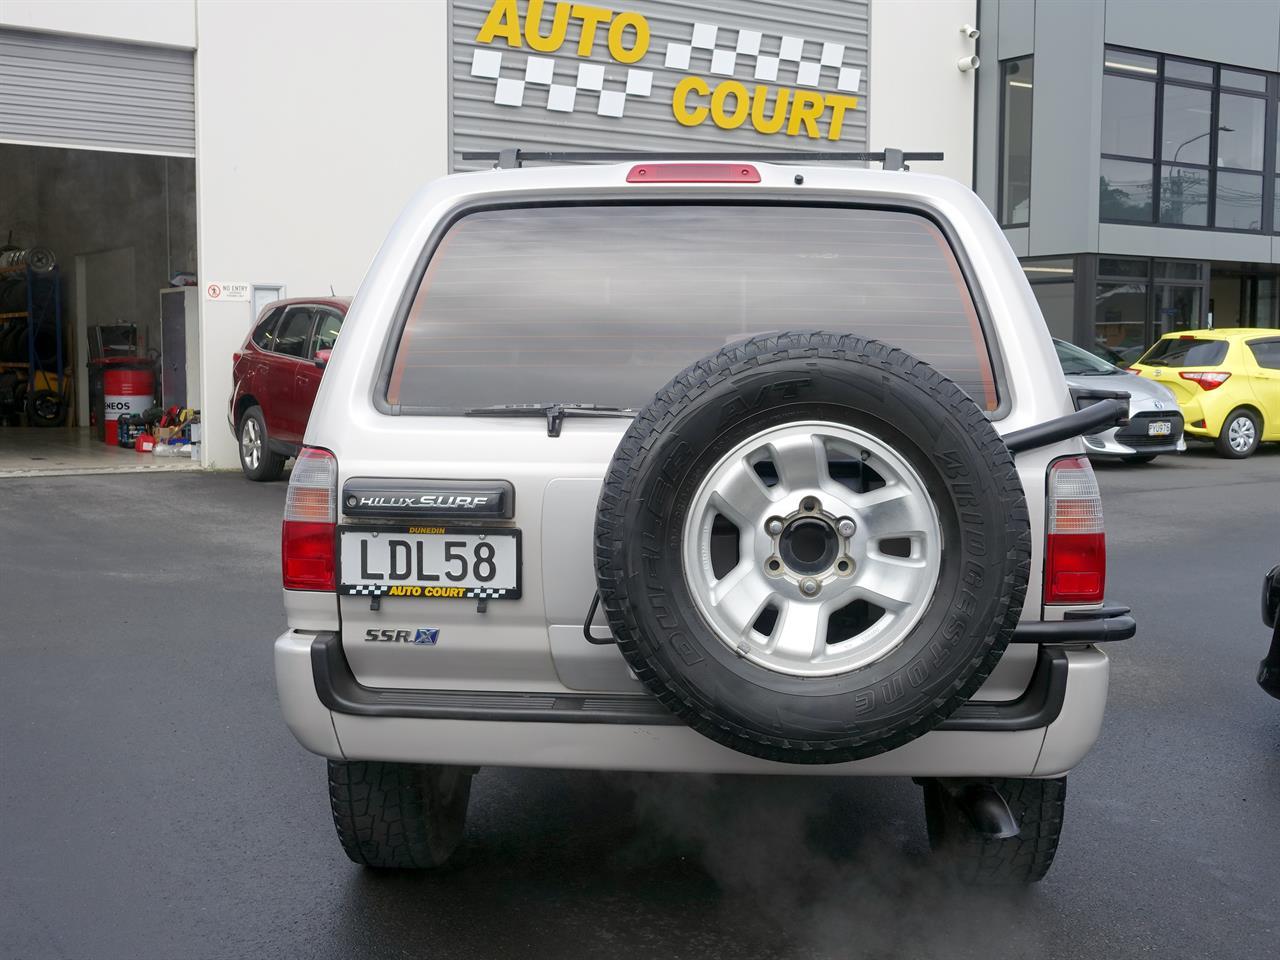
[102, 362, 155, 445]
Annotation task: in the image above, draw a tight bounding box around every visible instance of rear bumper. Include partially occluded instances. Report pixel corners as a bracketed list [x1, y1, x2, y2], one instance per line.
[1176, 395, 1229, 438]
[1184, 421, 1214, 439]
[276, 613, 1128, 777]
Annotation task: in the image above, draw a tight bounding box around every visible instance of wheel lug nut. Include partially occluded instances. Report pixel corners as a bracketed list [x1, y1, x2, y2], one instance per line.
[837, 518, 856, 538]
[766, 518, 783, 536]
[800, 578, 819, 596]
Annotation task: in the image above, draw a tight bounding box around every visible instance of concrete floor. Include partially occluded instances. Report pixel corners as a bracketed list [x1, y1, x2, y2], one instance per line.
[0, 426, 201, 477]
[1, 447, 1278, 959]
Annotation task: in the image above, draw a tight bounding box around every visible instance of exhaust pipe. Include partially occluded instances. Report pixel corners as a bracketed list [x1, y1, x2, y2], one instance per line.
[923, 779, 1020, 838]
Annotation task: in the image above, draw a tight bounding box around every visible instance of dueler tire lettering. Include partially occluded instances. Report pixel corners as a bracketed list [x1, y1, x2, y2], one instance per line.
[593, 332, 1031, 764]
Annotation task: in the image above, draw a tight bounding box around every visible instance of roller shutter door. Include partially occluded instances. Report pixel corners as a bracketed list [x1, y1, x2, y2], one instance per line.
[0, 28, 195, 157]
[450, 0, 869, 170]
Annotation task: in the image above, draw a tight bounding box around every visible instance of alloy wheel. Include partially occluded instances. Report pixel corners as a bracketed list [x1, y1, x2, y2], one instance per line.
[681, 421, 942, 678]
[241, 417, 262, 470]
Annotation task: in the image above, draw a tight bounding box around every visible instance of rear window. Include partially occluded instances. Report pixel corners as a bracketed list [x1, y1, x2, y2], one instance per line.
[1139, 337, 1229, 367]
[274, 307, 314, 358]
[251, 306, 283, 350]
[387, 204, 998, 412]
[1247, 338, 1280, 369]
[1054, 339, 1120, 376]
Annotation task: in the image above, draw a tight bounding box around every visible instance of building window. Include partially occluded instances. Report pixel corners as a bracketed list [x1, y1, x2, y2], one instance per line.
[999, 58, 1034, 227]
[1101, 158, 1155, 222]
[1100, 47, 1277, 233]
[1274, 101, 1280, 229]
[1095, 257, 1151, 360]
[1160, 66, 1212, 227]
[1022, 257, 1076, 341]
[1091, 256, 1208, 361]
[1100, 52, 1156, 222]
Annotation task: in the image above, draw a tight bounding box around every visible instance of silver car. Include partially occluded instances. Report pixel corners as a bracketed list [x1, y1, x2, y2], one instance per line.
[275, 160, 1135, 884]
[1054, 339, 1186, 463]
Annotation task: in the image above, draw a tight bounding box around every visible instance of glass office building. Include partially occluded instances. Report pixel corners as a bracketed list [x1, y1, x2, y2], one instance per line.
[976, 0, 1280, 360]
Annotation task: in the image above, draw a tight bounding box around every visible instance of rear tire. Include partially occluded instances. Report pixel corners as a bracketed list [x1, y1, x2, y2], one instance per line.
[237, 406, 285, 481]
[1215, 408, 1261, 459]
[922, 776, 1065, 884]
[328, 760, 473, 870]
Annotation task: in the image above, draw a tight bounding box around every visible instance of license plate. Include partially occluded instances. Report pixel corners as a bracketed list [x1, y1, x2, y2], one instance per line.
[1148, 421, 1172, 437]
[339, 526, 521, 599]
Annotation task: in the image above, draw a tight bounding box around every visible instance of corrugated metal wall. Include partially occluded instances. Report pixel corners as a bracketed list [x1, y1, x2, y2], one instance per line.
[451, 0, 870, 170]
[0, 28, 195, 157]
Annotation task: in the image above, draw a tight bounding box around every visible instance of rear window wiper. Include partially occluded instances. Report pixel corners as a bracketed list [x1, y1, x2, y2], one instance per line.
[463, 403, 635, 437]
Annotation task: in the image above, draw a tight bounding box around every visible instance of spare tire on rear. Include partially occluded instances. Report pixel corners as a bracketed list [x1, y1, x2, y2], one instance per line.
[594, 332, 1031, 764]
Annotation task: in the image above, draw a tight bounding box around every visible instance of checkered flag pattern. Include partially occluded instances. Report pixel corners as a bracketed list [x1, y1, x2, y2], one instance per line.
[344, 584, 388, 596]
[466, 587, 513, 599]
[469, 20, 861, 119]
[470, 47, 652, 118]
[663, 23, 861, 92]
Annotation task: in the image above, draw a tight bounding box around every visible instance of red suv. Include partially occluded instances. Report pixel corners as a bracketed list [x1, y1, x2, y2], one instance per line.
[229, 297, 348, 480]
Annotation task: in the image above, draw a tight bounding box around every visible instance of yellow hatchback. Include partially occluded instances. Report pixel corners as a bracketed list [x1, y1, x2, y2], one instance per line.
[1130, 329, 1280, 458]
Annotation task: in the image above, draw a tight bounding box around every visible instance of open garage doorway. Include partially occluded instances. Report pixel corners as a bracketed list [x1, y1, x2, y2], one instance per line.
[0, 27, 200, 476]
[0, 144, 200, 476]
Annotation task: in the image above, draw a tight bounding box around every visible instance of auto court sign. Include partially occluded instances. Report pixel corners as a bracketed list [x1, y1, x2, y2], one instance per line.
[464, 0, 864, 141]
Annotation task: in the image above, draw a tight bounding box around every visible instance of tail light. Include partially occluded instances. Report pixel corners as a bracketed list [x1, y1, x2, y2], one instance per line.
[627, 163, 760, 183]
[1178, 371, 1230, 390]
[1044, 456, 1105, 604]
[282, 447, 337, 591]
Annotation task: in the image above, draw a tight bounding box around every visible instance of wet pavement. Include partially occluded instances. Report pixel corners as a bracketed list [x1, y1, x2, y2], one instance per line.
[2, 447, 1278, 959]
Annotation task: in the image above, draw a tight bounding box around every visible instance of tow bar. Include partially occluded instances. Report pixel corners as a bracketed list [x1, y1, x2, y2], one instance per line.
[1004, 389, 1130, 455]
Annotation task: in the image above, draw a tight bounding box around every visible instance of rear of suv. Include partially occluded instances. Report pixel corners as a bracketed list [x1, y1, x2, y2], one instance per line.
[274, 157, 1134, 883]
[230, 297, 348, 480]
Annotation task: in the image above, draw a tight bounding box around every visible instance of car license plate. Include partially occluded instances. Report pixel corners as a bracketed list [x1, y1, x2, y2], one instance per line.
[339, 527, 521, 599]
[1148, 420, 1172, 437]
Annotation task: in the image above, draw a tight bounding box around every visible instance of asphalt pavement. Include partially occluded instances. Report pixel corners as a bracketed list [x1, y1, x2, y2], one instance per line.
[2, 445, 1278, 960]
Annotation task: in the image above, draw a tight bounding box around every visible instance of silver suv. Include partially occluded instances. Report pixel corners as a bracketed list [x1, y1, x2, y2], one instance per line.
[274, 154, 1134, 883]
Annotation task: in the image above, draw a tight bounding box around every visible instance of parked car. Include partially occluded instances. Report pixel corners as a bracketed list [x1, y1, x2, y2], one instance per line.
[1261, 564, 1280, 700]
[273, 157, 1135, 884]
[229, 297, 349, 480]
[1130, 329, 1280, 459]
[1054, 338, 1185, 463]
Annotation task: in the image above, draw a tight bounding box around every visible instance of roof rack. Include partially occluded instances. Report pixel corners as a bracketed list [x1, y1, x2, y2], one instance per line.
[460, 148, 943, 171]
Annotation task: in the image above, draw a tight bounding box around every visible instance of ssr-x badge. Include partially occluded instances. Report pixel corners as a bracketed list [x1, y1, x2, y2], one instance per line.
[363, 627, 441, 645]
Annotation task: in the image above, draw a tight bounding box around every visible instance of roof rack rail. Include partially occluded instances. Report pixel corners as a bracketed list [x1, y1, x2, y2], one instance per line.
[460, 148, 943, 171]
